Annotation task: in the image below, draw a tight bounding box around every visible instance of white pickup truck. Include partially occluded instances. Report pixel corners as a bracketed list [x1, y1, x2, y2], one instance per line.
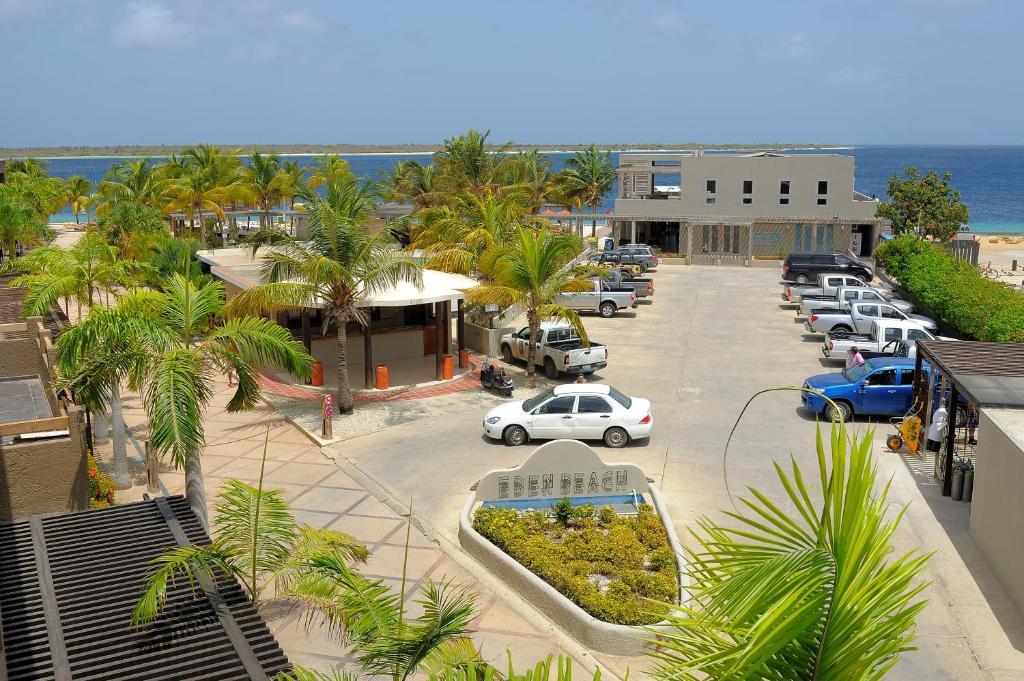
[797, 286, 913, 316]
[782, 273, 881, 303]
[804, 302, 937, 335]
[557, 277, 637, 318]
[500, 322, 608, 379]
[822, 319, 940, 363]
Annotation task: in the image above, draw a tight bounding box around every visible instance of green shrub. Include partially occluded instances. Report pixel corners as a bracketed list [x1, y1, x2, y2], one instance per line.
[472, 501, 678, 625]
[876, 235, 1024, 342]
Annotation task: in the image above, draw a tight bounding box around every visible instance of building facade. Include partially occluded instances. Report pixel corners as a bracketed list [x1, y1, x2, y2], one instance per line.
[612, 152, 887, 263]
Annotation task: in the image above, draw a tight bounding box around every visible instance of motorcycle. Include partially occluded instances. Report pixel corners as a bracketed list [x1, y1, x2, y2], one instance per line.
[480, 358, 514, 397]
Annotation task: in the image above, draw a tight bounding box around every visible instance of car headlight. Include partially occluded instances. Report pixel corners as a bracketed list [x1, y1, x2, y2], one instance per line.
[485, 416, 502, 424]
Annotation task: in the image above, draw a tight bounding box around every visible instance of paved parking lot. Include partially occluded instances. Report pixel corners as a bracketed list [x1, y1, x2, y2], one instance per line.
[328, 261, 1024, 680]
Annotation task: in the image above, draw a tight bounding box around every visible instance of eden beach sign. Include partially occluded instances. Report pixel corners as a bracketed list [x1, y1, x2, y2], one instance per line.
[476, 440, 651, 502]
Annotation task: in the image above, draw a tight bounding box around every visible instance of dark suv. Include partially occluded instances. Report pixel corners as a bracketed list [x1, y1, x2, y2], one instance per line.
[782, 252, 872, 284]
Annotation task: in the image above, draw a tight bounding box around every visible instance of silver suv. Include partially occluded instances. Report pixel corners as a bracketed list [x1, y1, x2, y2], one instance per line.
[615, 245, 659, 268]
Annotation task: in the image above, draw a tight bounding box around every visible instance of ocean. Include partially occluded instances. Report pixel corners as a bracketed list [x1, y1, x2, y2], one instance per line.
[36, 146, 1024, 234]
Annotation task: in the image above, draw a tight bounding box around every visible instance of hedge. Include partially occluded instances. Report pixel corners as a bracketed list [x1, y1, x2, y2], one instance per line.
[875, 235, 1024, 342]
[472, 501, 678, 625]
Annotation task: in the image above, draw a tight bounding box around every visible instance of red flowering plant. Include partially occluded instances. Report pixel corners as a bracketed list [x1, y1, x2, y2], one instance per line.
[88, 453, 116, 508]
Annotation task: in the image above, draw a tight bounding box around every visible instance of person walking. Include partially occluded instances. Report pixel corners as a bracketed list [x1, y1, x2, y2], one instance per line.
[846, 346, 866, 370]
[967, 403, 979, 445]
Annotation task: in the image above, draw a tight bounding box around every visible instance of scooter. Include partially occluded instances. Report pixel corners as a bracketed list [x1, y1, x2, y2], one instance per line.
[480, 359, 514, 397]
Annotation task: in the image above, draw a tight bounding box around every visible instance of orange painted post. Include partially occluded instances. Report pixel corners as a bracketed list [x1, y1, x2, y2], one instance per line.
[458, 348, 469, 368]
[375, 364, 389, 390]
[442, 354, 455, 380]
[311, 361, 324, 387]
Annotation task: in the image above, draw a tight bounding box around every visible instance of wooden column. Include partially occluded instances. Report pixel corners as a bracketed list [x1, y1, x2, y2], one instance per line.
[300, 308, 312, 353]
[456, 299, 465, 351]
[434, 302, 445, 380]
[942, 384, 959, 496]
[363, 313, 374, 389]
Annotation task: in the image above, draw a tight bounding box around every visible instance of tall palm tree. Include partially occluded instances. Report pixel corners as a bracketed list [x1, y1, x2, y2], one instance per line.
[64, 175, 92, 224]
[502, 151, 553, 210]
[278, 159, 309, 209]
[97, 200, 168, 260]
[308, 155, 354, 193]
[553, 146, 614, 237]
[241, 150, 284, 229]
[467, 228, 590, 387]
[227, 179, 421, 414]
[433, 129, 512, 195]
[385, 160, 443, 209]
[0, 181, 51, 263]
[96, 157, 166, 215]
[164, 166, 228, 245]
[55, 275, 313, 528]
[6, 157, 49, 178]
[649, 424, 930, 680]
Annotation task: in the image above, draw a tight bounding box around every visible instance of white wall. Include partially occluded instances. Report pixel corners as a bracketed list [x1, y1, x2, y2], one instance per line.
[969, 408, 1024, 615]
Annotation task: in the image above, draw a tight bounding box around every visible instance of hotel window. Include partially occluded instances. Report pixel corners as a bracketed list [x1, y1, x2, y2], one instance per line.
[817, 180, 828, 205]
[706, 179, 717, 204]
[779, 180, 790, 205]
[742, 180, 753, 205]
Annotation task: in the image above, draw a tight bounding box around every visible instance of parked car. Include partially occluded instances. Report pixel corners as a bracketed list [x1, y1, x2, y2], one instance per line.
[588, 251, 648, 275]
[797, 286, 913, 316]
[602, 267, 654, 298]
[482, 383, 652, 447]
[500, 322, 608, 379]
[801, 357, 921, 421]
[822, 319, 940, 362]
[782, 273, 886, 303]
[557, 277, 637, 317]
[804, 302, 937, 335]
[616, 245, 659, 269]
[782, 252, 873, 284]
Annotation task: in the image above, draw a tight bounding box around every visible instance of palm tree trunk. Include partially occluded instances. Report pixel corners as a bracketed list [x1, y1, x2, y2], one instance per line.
[336, 323, 353, 414]
[110, 382, 131, 489]
[525, 312, 538, 389]
[185, 452, 209, 531]
[197, 206, 205, 246]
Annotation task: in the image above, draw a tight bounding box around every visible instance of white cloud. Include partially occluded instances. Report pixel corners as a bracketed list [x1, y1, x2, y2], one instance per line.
[281, 8, 324, 32]
[826, 64, 882, 86]
[114, 1, 189, 49]
[653, 13, 685, 31]
[767, 33, 810, 60]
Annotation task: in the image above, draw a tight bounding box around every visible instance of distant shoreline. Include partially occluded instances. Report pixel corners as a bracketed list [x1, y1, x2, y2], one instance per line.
[0, 143, 848, 159]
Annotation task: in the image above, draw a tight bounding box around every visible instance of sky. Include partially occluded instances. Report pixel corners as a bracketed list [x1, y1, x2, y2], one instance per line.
[1, 0, 1022, 147]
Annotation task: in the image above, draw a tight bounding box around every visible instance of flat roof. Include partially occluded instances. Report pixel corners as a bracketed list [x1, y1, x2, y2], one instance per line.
[985, 408, 1024, 450]
[0, 496, 290, 680]
[0, 377, 51, 425]
[917, 340, 1024, 408]
[198, 247, 477, 307]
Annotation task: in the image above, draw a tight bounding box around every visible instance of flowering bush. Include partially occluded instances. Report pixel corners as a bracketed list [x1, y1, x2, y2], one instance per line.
[88, 453, 116, 508]
[876, 235, 1024, 342]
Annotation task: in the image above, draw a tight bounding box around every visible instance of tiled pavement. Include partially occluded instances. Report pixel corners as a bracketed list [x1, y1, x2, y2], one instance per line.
[111, 378, 595, 677]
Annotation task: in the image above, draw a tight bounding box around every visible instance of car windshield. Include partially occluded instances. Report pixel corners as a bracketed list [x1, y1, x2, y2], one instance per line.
[842, 362, 874, 382]
[522, 388, 556, 412]
[607, 387, 632, 409]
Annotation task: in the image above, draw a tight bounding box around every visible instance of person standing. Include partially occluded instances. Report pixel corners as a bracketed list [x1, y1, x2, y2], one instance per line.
[926, 404, 948, 454]
[321, 393, 334, 439]
[846, 346, 866, 370]
[967, 403, 979, 446]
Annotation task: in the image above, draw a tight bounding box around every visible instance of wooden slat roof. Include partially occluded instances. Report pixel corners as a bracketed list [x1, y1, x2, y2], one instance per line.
[917, 340, 1024, 408]
[0, 496, 291, 681]
[0, 275, 68, 339]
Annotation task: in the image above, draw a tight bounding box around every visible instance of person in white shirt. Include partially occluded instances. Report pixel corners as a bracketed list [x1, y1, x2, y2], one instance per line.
[926, 405, 948, 453]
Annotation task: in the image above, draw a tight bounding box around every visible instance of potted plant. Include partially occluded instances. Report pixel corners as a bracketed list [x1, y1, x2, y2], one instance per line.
[962, 457, 975, 502]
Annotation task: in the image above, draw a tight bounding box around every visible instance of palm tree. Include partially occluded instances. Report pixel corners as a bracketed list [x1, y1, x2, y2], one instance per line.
[553, 146, 613, 237]
[649, 424, 930, 680]
[502, 151, 553, 210]
[278, 160, 309, 209]
[64, 175, 92, 224]
[241, 150, 284, 229]
[55, 275, 313, 528]
[227, 179, 421, 415]
[413, 190, 531, 276]
[385, 160, 443, 209]
[132, 430, 369, 624]
[6, 157, 49, 178]
[0, 181, 50, 263]
[96, 157, 166, 214]
[308, 155, 354, 193]
[97, 200, 168, 260]
[467, 228, 590, 387]
[433, 129, 512, 195]
[164, 165, 227, 245]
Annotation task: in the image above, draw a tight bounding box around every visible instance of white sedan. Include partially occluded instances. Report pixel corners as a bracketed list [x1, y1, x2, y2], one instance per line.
[482, 384, 653, 448]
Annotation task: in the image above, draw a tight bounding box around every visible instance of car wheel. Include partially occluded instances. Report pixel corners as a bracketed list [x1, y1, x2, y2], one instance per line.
[543, 358, 559, 379]
[503, 425, 528, 446]
[795, 273, 809, 284]
[832, 324, 852, 333]
[825, 400, 852, 423]
[501, 344, 514, 364]
[599, 302, 616, 318]
[603, 427, 629, 448]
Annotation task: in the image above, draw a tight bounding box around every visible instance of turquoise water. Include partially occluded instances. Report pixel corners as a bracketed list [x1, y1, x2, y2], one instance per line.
[40, 146, 1024, 233]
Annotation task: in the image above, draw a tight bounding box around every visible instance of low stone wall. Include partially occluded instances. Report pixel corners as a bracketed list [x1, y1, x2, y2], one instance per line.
[459, 484, 687, 655]
[463, 322, 511, 357]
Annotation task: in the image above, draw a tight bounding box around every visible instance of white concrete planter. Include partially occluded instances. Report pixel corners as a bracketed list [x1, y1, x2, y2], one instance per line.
[459, 482, 688, 655]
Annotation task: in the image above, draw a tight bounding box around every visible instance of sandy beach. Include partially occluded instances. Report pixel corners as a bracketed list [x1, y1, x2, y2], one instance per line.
[978, 235, 1024, 275]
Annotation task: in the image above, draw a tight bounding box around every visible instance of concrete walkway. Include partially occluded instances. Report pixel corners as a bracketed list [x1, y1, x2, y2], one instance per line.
[97, 382, 602, 677]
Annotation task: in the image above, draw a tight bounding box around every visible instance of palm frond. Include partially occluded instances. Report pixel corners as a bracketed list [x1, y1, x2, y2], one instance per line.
[143, 347, 210, 469]
[130, 543, 239, 627]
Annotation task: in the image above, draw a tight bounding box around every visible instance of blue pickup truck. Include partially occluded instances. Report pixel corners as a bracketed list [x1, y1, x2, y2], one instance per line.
[801, 358, 922, 421]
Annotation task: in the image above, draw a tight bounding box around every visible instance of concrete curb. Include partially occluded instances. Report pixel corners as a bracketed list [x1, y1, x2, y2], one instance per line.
[458, 484, 687, 657]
